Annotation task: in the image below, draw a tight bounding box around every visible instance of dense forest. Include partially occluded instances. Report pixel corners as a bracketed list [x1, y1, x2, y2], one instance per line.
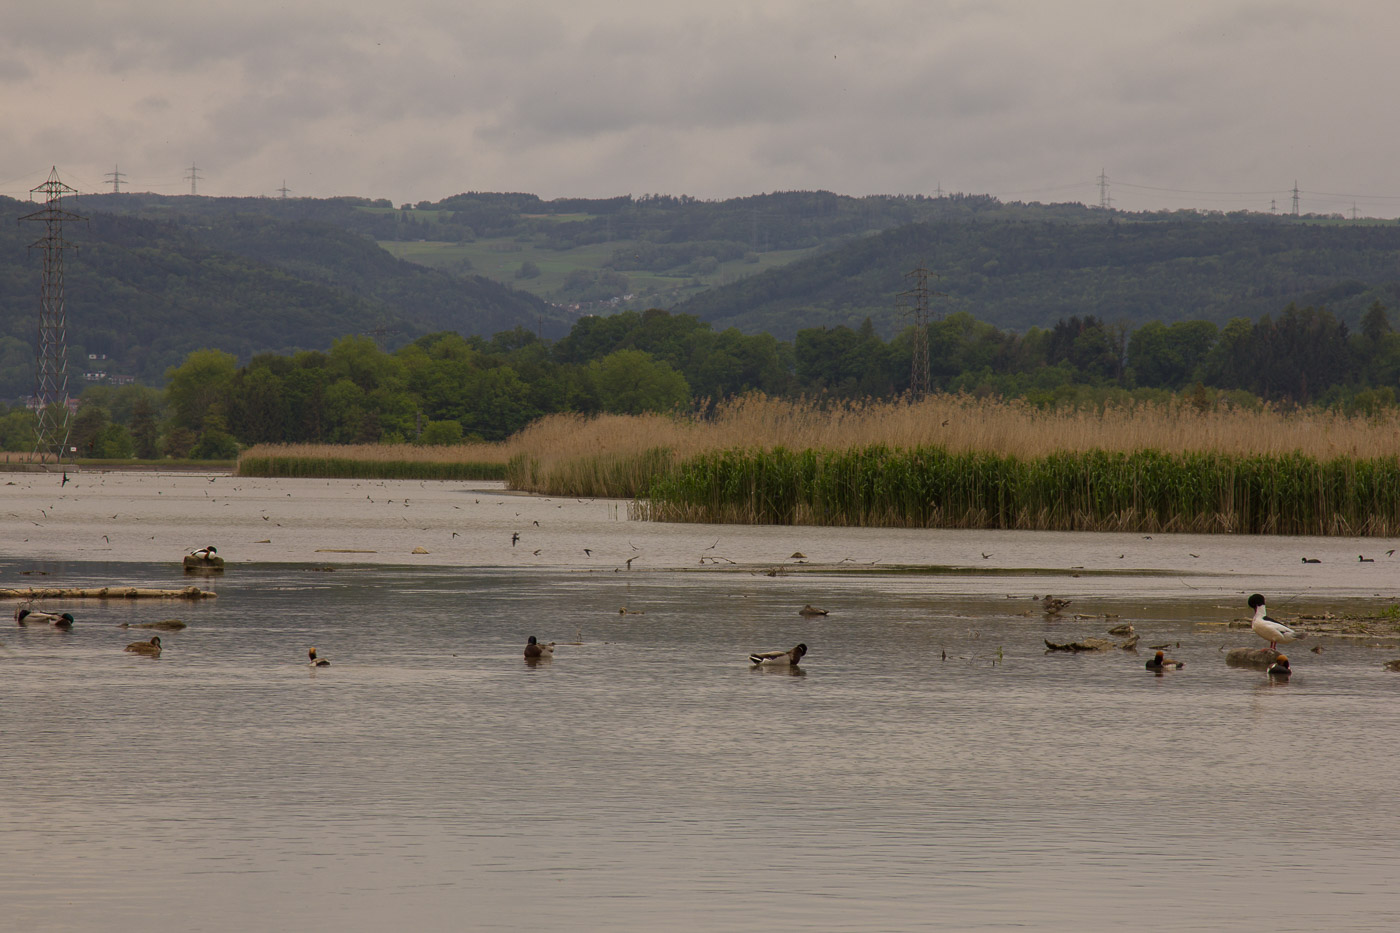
[3, 301, 1397, 458]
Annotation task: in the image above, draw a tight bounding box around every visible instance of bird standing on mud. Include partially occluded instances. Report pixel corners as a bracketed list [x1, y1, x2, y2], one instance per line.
[1248, 593, 1304, 651]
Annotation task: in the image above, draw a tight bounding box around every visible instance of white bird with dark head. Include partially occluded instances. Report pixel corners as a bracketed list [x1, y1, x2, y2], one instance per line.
[1248, 593, 1304, 651]
[16, 608, 74, 628]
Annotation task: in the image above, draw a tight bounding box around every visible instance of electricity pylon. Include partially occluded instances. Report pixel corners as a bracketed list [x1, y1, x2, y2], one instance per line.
[20, 167, 83, 462]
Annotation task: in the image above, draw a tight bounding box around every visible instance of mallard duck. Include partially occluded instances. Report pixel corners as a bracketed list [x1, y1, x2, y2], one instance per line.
[189, 546, 218, 560]
[1145, 650, 1184, 671]
[125, 636, 162, 657]
[749, 643, 807, 666]
[16, 608, 74, 629]
[1267, 655, 1291, 679]
[1248, 594, 1304, 651]
[308, 647, 330, 667]
[798, 604, 829, 617]
[523, 635, 555, 660]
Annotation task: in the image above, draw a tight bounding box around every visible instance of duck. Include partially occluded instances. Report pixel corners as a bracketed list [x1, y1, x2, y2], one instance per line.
[1041, 595, 1071, 614]
[189, 545, 218, 560]
[1145, 650, 1184, 671]
[308, 647, 330, 667]
[16, 608, 74, 629]
[1267, 655, 1292, 679]
[125, 636, 162, 657]
[798, 604, 829, 617]
[749, 643, 807, 666]
[523, 635, 555, 660]
[1248, 593, 1304, 651]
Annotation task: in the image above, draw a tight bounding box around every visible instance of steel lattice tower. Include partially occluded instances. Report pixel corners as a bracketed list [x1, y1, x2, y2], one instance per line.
[21, 167, 83, 462]
[899, 265, 938, 398]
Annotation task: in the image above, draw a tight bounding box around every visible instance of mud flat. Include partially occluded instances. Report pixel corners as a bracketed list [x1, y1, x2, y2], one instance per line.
[1, 468, 1397, 602]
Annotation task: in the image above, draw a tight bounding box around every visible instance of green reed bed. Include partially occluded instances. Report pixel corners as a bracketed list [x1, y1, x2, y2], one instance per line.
[635, 445, 1400, 535]
[238, 455, 506, 481]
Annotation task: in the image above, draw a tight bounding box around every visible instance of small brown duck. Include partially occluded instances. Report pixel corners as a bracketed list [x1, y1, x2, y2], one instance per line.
[308, 647, 330, 667]
[749, 643, 808, 666]
[798, 604, 829, 617]
[524, 635, 555, 660]
[125, 636, 162, 657]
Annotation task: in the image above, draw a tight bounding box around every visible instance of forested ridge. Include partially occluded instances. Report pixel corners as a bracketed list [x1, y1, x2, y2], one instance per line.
[0, 195, 563, 397]
[674, 216, 1400, 338]
[6, 187, 1400, 459]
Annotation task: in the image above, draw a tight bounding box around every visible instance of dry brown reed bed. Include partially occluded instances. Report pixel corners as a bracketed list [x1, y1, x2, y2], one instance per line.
[237, 395, 1400, 504]
[241, 441, 517, 466]
[506, 394, 1400, 489]
[238, 442, 513, 479]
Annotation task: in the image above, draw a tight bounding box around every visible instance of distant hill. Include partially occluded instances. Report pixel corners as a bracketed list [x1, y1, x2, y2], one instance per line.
[0, 194, 564, 397]
[7, 187, 1400, 401]
[672, 215, 1400, 339]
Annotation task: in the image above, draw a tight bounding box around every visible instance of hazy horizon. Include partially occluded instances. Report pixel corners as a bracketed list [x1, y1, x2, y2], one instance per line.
[4, 1, 1398, 217]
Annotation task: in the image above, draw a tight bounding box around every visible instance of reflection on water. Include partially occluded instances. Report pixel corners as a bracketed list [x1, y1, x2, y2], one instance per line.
[3, 556, 1400, 933]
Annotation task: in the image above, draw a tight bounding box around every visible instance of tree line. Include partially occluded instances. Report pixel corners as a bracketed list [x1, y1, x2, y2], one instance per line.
[1, 302, 1396, 457]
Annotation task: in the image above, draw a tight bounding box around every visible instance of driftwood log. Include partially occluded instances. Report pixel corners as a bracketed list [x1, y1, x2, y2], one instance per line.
[1, 586, 215, 600]
[1045, 636, 1140, 653]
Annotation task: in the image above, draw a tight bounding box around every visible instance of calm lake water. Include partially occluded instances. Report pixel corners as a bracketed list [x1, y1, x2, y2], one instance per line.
[3, 473, 1400, 932]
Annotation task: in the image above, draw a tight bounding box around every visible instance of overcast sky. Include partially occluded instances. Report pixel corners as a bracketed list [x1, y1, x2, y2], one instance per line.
[3, 1, 1396, 216]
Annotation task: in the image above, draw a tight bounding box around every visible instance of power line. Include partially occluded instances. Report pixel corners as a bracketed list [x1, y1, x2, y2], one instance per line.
[105, 164, 126, 194]
[186, 162, 203, 196]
